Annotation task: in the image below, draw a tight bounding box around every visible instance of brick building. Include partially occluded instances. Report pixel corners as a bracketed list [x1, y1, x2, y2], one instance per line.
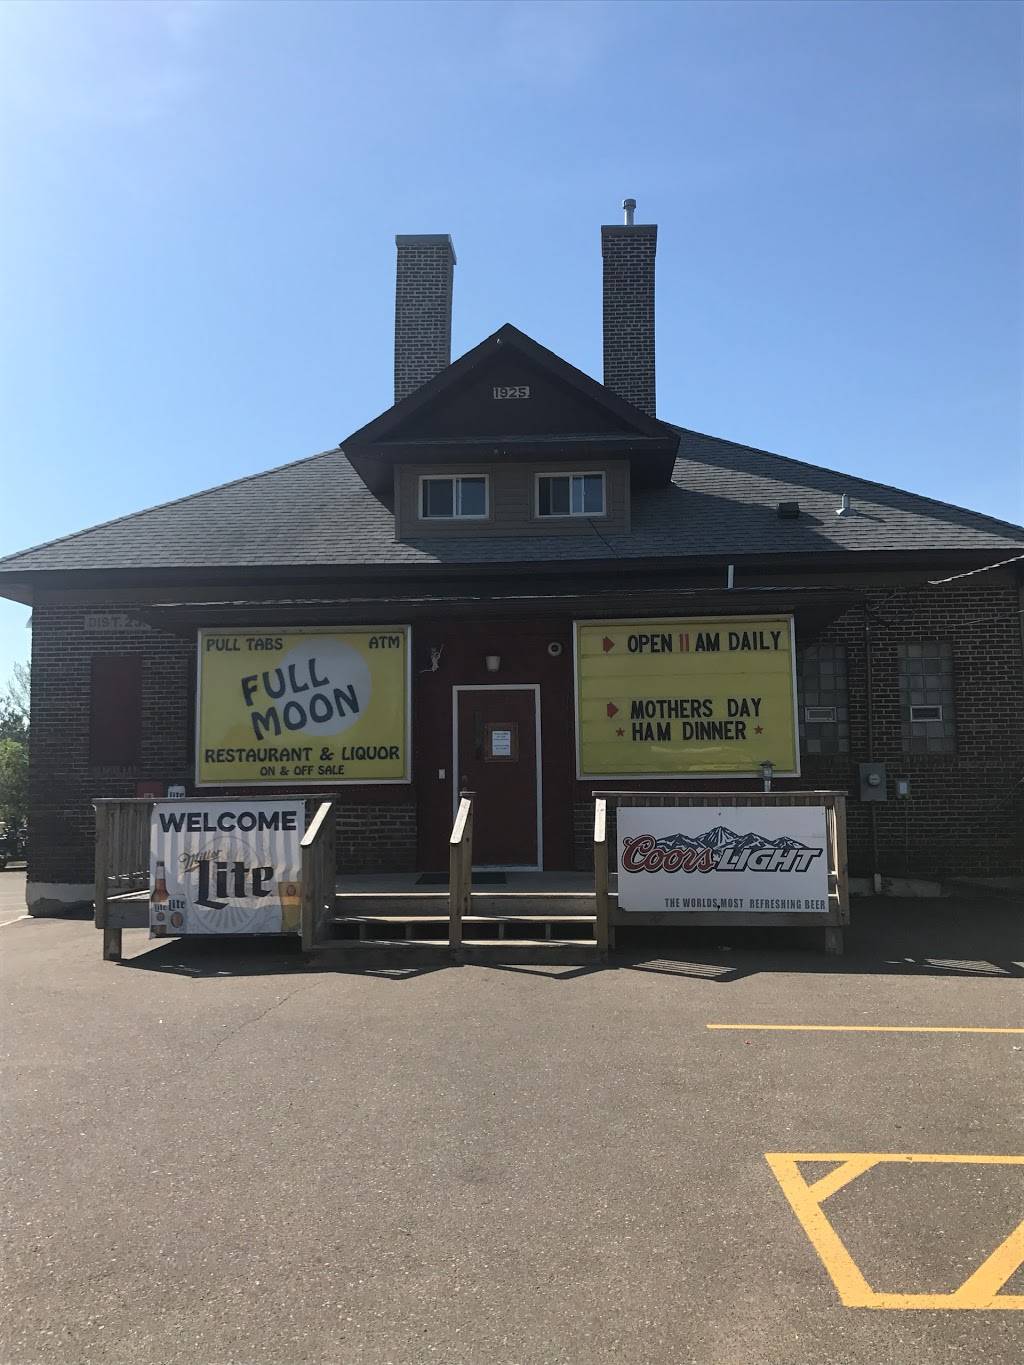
[2, 209, 1022, 915]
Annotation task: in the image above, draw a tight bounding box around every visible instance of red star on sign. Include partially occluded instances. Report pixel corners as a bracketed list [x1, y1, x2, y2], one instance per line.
[616, 727, 625, 737]
[606, 702, 619, 718]
[602, 636, 615, 653]
[754, 725, 763, 734]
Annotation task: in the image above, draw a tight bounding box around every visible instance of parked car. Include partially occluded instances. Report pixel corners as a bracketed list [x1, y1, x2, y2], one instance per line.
[0, 823, 26, 869]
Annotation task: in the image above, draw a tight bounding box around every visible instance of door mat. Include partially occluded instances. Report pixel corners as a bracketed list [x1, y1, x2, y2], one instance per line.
[415, 872, 508, 887]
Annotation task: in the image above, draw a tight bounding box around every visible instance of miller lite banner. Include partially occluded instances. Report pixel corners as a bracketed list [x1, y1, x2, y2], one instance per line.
[574, 616, 799, 777]
[196, 627, 410, 785]
[149, 800, 304, 937]
[617, 805, 829, 913]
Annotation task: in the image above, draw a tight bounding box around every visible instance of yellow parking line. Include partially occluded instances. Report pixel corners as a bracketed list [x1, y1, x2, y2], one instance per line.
[767, 1153, 1024, 1309]
[708, 1024, 1024, 1034]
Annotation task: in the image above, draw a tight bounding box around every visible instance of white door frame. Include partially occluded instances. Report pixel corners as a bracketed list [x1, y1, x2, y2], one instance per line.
[452, 684, 543, 871]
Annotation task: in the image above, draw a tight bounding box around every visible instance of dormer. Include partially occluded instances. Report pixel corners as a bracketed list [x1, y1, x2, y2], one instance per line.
[342, 324, 680, 534]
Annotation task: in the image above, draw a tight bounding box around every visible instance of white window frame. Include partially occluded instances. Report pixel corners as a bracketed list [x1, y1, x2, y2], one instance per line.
[418, 473, 490, 521]
[909, 704, 944, 723]
[805, 705, 838, 723]
[534, 470, 607, 519]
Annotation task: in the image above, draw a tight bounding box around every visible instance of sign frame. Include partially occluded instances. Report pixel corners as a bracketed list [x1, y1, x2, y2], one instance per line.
[615, 803, 830, 914]
[592, 790, 850, 956]
[572, 615, 801, 781]
[194, 625, 413, 787]
[149, 798, 304, 937]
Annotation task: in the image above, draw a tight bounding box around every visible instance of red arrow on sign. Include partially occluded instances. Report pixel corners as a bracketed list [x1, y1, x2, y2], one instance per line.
[607, 702, 619, 718]
[602, 636, 615, 652]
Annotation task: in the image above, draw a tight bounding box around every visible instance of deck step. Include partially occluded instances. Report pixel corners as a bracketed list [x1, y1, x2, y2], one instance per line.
[315, 937, 599, 966]
[329, 913, 596, 943]
[333, 892, 597, 918]
[330, 914, 596, 924]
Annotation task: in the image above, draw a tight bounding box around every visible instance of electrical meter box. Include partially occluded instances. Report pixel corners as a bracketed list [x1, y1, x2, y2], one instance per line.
[858, 761, 888, 802]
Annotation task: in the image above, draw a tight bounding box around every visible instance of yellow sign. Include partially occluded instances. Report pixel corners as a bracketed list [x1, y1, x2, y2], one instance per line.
[196, 628, 410, 785]
[574, 616, 799, 777]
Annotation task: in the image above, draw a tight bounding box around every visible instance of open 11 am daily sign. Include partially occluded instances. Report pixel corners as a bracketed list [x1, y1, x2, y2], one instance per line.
[574, 615, 799, 778]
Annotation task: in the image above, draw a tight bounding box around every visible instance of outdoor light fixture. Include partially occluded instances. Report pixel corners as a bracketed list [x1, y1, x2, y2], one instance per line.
[485, 654, 501, 673]
[760, 760, 774, 793]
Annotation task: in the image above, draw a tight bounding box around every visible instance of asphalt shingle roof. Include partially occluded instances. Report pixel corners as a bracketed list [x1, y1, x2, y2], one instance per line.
[0, 426, 1021, 577]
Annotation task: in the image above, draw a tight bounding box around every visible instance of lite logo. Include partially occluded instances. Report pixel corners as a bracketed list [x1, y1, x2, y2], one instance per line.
[196, 858, 275, 909]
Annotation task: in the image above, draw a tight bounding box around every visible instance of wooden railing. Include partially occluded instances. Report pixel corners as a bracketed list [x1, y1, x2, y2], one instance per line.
[94, 798, 154, 961]
[593, 797, 610, 956]
[94, 796, 337, 961]
[300, 800, 337, 952]
[593, 790, 850, 956]
[448, 790, 474, 952]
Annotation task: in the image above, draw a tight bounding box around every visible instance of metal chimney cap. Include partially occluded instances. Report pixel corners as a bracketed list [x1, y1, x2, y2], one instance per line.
[622, 198, 637, 225]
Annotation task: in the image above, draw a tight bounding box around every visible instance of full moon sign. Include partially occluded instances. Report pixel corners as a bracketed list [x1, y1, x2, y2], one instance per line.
[196, 628, 410, 785]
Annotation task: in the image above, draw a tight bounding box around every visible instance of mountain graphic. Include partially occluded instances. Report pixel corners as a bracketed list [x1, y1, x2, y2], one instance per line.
[654, 827, 814, 852]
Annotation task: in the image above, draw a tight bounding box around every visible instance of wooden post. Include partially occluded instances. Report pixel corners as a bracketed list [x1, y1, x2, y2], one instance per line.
[103, 925, 123, 962]
[94, 802, 109, 931]
[95, 803, 124, 961]
[834, 794, 850, 926]
[300, 801, 334, 952]
[594, 798, 611, 957]
[449, 792, 473, 955]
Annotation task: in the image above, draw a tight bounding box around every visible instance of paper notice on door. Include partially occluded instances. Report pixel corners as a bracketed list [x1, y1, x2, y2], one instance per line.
[491, 728, 513, 757]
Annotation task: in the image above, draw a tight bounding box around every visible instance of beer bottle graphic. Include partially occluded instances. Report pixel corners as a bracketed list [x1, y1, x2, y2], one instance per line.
[151, 858, 170, 936]
[153, 860, 169, 902]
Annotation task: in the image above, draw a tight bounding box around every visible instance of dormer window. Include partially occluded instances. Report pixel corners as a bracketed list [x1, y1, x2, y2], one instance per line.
[536, 472, 606, 518]
[419, 475, 489, 520]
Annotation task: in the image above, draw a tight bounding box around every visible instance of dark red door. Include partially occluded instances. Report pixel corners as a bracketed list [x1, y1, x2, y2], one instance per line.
[456, 688, 539, 867]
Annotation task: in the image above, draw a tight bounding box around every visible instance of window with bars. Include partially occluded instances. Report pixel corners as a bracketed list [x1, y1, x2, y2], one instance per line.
[799, 644, 849, 755]
[898, 641, 956, 753]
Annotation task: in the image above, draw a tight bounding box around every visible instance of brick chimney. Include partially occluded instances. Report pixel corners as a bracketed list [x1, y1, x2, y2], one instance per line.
[601, 200, 657, 416]
[394, 234, 456, 403]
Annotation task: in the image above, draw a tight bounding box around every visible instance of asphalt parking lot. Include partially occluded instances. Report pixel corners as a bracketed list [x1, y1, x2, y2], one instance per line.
[1, 889, 1021, 1365]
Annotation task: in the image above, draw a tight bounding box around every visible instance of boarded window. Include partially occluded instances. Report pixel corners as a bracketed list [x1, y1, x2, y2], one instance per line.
[898, 641, 956, 753]
[90, 655, 143, 765]
[799, 644, 849, 755]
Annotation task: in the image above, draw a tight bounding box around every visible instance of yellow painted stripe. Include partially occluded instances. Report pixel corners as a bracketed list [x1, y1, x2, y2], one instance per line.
[770, 1153, 1024, 1164]
[709, 1024, 1024, 1034]
[766, 1153, 1024, 1309]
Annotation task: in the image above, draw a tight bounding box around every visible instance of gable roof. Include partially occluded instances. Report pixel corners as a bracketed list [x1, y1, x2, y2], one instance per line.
[343, 323, 680, 493]
[0, 423, 1020, 583]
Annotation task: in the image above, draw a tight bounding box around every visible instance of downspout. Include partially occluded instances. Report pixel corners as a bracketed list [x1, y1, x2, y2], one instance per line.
[864, 606, 881, 893]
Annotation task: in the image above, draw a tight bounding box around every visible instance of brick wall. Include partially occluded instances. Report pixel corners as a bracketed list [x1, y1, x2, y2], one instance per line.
[572, 581, 1024, 878]
[337, 804, 417, 874]
[29, 603, 195, 888]
[26, 577, 1024, 897]
[27, 601, 418, 895]
[799, 582, 1024, 878]
[394, 234, 455, 403]
[601, 223, 657, 416]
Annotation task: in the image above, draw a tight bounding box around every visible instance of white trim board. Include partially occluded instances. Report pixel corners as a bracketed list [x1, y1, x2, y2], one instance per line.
[452, 684, 543, 872]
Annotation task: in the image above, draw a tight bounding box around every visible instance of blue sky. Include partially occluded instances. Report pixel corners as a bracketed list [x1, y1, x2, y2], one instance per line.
[1, 0, 1021, 678]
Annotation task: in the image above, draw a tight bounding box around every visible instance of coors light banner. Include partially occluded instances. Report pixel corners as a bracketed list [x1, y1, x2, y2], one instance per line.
[149, 801, 304, 937]
[617, 805, 829, 914]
